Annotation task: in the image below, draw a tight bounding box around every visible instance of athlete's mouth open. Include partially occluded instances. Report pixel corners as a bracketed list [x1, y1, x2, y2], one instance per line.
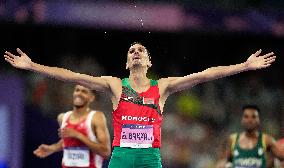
[132, 54, 141, 61]
[74, 96, 85, 103]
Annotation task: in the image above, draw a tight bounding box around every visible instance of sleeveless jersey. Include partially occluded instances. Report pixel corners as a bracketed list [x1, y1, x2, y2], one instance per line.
[112, 78, 163, 148]
[231, 132, 267, 168]
[61, 111, 103, 168]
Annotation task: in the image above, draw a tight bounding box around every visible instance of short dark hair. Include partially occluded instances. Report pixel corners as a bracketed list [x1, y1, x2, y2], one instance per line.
[242, 104, 260, 113]
[131, 41, 143, 47]
[130, 42, 151, 60]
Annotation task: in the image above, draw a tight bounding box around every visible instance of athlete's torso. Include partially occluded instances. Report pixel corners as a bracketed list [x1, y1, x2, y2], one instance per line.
[231, 132, 267, 168]
[61, 111, 103, 168]
[112, 78, 163, 148]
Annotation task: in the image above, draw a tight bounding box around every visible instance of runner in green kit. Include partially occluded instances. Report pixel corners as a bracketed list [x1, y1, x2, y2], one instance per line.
[4, 43, 277, 167]
[216, 105, 284, 168]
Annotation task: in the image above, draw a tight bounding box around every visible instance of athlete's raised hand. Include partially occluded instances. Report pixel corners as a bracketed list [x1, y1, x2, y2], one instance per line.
[4, 48, 32, 70]
[33, 144, 56, 158]
[245, 49, 276, 70]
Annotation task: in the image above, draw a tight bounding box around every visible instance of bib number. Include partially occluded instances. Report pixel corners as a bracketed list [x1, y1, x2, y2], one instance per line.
[63, 147, 90, 167]
[120, 124, 154, 148]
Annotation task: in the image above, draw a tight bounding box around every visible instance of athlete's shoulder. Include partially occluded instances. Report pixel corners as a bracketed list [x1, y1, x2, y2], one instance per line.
[93, 110, 106, 116]
[57, 112, 66, 125]
[260, 133, 276, 151]
[262, 132, 271, 139]
[156, 77, 172, 87]
[262, 133, 276, 144]
[92, 110, 107, 122]
[90, 110, 107, 128]
[229, 133, 238, 143]
[262, 132, 270, 137]
[157, 77, 181, 88]
[230, 132, 238, 138]
[228, 133, 239, 151]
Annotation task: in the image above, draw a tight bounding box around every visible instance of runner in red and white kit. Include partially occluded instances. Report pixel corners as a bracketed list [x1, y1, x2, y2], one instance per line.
[33, 85, 111, 168]
[5, 43, 276, 167]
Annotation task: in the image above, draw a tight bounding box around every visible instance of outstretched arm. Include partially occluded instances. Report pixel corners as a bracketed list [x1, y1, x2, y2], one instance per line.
[4, 48, 111, 92]
[163, 49, 276, 94]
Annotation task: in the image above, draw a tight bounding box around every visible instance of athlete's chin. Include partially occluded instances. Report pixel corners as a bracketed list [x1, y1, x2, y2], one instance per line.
[245, 127, 258, 132]
[129, 63, 147, 69]
[74, 104, 85, 108]
[132, 63, 142, 67]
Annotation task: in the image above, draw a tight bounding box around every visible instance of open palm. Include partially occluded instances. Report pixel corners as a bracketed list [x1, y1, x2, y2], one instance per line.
[33, 144, 54, 158]
[4, 48, 32, 70]
[246, 49, 276, 70]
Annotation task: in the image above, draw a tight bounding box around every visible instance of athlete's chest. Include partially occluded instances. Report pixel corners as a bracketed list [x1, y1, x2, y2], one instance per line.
[66, 119, 88, 134]
[239, 136, 259, 149]
[122, 84, 159, 101]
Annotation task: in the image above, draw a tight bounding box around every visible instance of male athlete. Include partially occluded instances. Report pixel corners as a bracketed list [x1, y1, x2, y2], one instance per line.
[4, 43, 276, 167]
[33, 85, 111, 168]
[216, 105, 284, 168]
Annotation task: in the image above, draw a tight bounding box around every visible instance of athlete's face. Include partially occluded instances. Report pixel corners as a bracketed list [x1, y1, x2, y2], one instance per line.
[126, 44, 151, 69]
[73, 85, 94, 108]
[241, 109, 260, 132]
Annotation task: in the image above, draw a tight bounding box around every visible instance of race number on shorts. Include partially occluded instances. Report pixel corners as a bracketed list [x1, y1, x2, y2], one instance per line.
[120, 124, 154, 148]
[63, 147, 90, 167]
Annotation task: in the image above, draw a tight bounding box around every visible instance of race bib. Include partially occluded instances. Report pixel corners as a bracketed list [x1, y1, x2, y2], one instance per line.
[63, 147, 90, 167]
[120, 124, 154, 148]
[234, 157, 262, 168]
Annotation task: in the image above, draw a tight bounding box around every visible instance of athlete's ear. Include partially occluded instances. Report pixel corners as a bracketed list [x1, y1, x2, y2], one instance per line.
[90, 94, 95, 103]
[147, 60, 152, 68]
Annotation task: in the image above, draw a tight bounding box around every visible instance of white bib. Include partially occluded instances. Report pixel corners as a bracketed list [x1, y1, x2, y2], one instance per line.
[120, 124, 154, 148]
[63, 147, 90, 167]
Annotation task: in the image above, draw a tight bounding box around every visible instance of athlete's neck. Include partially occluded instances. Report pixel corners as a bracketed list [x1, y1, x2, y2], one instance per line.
[129, 67, 149, 86]
[72, 106, 90, 117]
[244, 130, 259, 138]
